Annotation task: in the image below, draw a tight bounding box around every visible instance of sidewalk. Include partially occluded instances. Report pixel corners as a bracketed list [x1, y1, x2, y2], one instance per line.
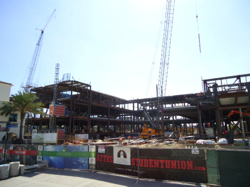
[0, 168, 206, 187]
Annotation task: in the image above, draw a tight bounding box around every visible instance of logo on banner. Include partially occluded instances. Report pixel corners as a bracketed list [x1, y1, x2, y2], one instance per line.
[37, 156, 42, 162]
[114, 147, 131, 165]
[117, 150, 127, 158]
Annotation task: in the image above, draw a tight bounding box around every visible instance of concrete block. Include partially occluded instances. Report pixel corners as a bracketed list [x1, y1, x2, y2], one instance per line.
[19, 164, 25, 175]
[9, 161, 20, 177]
[0, 164, 9, 180]
[41, 160, 49, 168]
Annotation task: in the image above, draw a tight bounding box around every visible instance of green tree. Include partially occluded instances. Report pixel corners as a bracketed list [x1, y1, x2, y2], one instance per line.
[0, 91, 43, 139]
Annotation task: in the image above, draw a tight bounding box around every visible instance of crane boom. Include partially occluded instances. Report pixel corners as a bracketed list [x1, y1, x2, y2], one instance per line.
[41, 9, 56, 32]
[25, 32, 44, 88]
[25, 9, 56, 89]
[157, 0, 175, 97]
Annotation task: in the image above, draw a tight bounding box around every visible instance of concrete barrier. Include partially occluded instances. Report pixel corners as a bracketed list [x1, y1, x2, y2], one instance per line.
[0, 164, 10, 180]
[19, 164, 25, 175]
[9, 161, 20, 177]
[41, 160, 49, 168]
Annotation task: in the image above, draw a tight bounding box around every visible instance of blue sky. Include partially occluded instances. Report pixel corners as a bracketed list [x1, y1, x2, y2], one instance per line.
[1, 0, 250, 100]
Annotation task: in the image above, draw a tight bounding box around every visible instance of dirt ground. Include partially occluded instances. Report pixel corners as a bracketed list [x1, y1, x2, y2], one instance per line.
[130, 142, 250, 150]
[66, 138, 250, 150]
[118, 139, 250, 150]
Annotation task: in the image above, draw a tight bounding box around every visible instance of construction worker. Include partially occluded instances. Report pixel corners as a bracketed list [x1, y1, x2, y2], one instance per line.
[119, 136, 123, 146]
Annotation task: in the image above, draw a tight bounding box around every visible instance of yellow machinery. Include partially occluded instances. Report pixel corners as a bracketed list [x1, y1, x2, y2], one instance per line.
[139, 124, 163, 139]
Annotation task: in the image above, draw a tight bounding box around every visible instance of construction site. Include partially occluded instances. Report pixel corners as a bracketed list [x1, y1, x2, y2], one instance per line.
[1, 1, 250, 186]
[19, 2, 250, 146]
[27, 73, 250, 145]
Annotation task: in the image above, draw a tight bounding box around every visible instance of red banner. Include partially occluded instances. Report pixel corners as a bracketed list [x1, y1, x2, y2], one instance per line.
[27, 150, 39, 156]
[6, 150, 38, 156]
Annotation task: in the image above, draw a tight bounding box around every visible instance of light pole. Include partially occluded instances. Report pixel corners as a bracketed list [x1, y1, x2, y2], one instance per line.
[3, 121, 10, 163]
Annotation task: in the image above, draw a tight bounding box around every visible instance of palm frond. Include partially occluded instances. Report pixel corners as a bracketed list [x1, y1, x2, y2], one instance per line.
[0, 101, 16, 116]
[1, 91, 45, 138]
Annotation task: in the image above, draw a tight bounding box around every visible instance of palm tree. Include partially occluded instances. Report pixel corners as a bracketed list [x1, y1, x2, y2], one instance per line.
[0, 91, 43, 140]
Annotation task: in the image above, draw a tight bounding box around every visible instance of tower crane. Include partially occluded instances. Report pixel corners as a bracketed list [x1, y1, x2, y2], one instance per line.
[25, 9, 56, 90]
[157, 0, 175, 97]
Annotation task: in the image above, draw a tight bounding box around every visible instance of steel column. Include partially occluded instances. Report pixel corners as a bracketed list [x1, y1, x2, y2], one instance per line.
[213, 83, 222, 138]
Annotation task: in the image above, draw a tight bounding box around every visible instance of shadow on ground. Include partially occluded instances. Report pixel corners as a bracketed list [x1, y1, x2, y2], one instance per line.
[21, 168, 202, 187]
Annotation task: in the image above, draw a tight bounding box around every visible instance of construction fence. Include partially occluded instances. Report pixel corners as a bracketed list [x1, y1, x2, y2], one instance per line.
[1, 144, 250, 186]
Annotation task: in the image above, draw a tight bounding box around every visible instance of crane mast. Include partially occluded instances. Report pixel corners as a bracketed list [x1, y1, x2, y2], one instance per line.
[157, 0, 175, 97]
[25, 9, 56, 90]
[49, 63, 60, 129]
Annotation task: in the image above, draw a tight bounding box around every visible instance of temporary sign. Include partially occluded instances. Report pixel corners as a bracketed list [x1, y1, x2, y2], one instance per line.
[44, 133, 57, 144]
[0, 127, 8, 131]
[89, 145, 96, 152]
[49, 104, 65, 116]
[49, 105, 54, 115]
[75, 134, 89, 140]
[113, 147, 131, 166]
[89, 157, 96, 164]
[96, 147, 207, 183]
[54, 105, 65, 116]
[32, 133, 44, 143]
[57, 129, 65, 139]
[6, 125, 18, 128]
[98, 146, 106, 153]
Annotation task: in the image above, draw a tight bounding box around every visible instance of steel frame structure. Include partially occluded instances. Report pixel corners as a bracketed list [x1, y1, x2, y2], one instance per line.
[203, 73, 250, 94]
[28, 73, 250, 140]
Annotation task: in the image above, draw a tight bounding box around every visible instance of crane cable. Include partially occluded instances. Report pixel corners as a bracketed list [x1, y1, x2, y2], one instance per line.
[195, 0, 205, 92]
[145, 9, 165, 98]
[195, 0, 201, 53]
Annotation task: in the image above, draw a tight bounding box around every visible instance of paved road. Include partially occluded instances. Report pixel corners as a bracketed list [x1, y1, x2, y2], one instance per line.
[0, 168, 207, 187]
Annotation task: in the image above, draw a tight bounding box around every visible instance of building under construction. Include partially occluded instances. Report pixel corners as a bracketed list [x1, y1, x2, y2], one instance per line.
[23, 2, 250, 141]
[28, 73, 250, 140]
